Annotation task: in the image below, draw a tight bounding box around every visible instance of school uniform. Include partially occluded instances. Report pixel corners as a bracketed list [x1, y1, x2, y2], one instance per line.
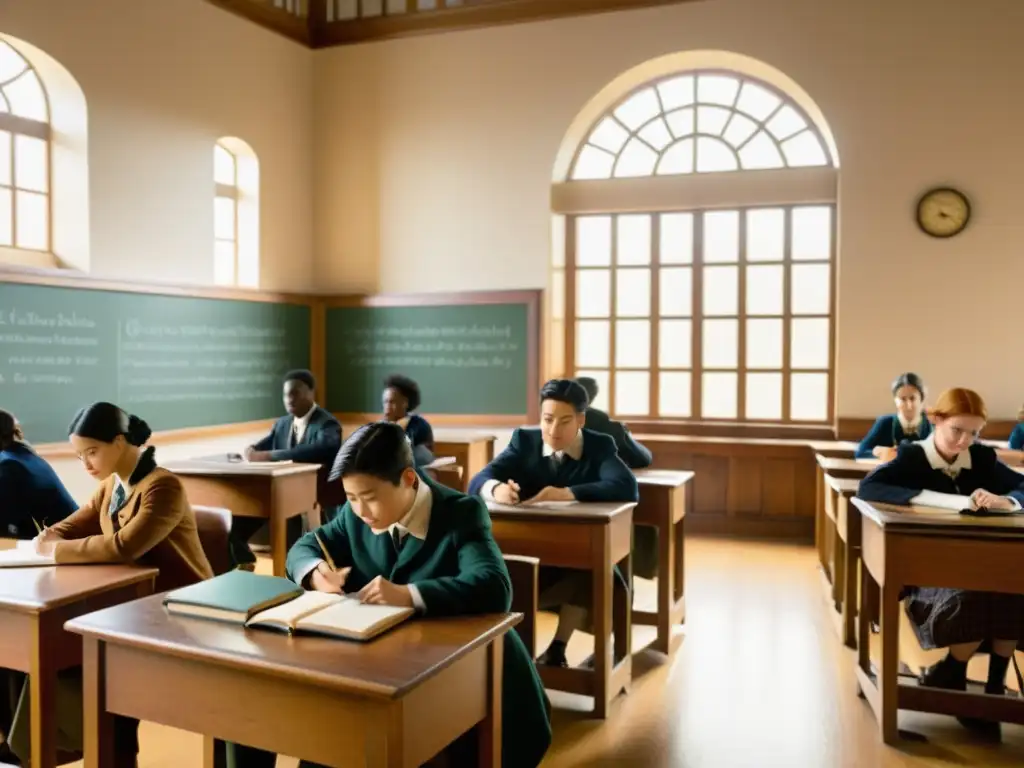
[855, 413, 931, 459]
[402, 412, 435, 467]
[224, 474, 552, 768]
[0, 441, 77, 538]
[229, 405, 342, 564]
[6, 448, 213, 765]
[858, 434, 1024, 649]
[584, 407, 653, 469]
[1009, 423, 1024, 451]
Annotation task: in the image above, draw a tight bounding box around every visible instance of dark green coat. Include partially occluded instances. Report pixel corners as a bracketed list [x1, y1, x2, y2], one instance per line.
[287, 474, 552, 768]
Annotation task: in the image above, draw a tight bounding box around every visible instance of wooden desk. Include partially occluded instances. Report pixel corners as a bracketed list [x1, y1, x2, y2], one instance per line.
[822, 475, 860, 647]
[814, 456, 877, 580]
[432, 431, 497, 493]
[851, 498, 1024, 743]
[485, 500, 635, 718]
[165, 461, 319, 577]
[66, 596, 518, 768]
[806, 440, 858, 459]
[632, 470, 693, 655]
[422, 456, 463, 491]
[0, 565, 156, 768]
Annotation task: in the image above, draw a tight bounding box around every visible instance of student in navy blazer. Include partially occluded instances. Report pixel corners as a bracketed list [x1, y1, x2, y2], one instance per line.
[0, 410, 76, 539]
[469, 379, 638, 668]
[229, 370, 342, 568]
[855, 372, 932, 459]
[382, 374, 435, 466]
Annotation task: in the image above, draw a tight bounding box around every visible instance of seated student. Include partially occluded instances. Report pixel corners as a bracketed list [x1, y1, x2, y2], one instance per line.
[230, 369, 342, 568]
[575, 376, 653, 469]
[468, 379, 639, 668]
[223, 422, 551, 768]
[858, 387, 1024, 735]
[0, 409, 77, 539]
[6, 402, 214, 766]
[1010, 405, 1024, 450]
[382, 373, 434, 466]
[855, 372, 932, 459]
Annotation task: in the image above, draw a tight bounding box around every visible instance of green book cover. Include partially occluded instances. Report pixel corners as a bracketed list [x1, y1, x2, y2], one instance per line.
[163, 570, 304, 623]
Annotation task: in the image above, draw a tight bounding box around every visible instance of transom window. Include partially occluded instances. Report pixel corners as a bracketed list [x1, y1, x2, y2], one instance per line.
[0, 39, 50, 252]
[213, 137, 260, 288]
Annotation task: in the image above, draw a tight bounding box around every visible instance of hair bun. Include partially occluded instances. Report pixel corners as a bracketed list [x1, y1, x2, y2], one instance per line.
[125, 414, 152, 446]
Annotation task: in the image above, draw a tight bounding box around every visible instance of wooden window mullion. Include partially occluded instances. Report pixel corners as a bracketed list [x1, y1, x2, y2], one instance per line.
[736, 209, 747, 421]
[608, 215, 619, 416]
[781, 206, 793, 422]
[650, 214, 661, 418]
[691, 211, 704, 420]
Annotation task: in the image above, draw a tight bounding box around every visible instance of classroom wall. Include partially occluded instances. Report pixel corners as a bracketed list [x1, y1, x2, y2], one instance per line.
[3, 0, 314, 292]
[312, 0, 1024, 418]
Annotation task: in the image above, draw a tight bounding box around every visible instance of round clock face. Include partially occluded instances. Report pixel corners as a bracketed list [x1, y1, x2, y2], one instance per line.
[916, 188, 971, 238]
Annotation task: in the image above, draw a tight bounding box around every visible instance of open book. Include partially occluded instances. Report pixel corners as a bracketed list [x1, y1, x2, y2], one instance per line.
[246, 590, 414, 641]
[0, 540, 55, 568]
[912, 491, 1024, 516]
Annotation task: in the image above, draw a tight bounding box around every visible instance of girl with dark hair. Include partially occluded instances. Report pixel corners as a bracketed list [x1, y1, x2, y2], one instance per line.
[6, 402, 213, 767]
[382, 374, 435, 466]
[855, 372, 932, 459]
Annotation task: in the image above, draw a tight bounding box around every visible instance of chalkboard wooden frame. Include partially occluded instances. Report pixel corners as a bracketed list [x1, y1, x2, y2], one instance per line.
[323, 289, 542, 426]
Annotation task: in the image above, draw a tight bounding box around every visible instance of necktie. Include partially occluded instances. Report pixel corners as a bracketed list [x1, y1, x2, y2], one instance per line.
[289, 425, 298, 448]
[109, 484, 127, 531]
[391, 527, 404, 553]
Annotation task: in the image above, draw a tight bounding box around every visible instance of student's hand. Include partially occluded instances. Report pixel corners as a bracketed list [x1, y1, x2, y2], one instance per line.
[356, 576, 414, 607]
[309, 564, 351, 594]
[875, 447, 897, 463]
[493, 481, 521, 505]
[522, 486, 575, 505]
[247, 450, 272, 462]
[970, 489, 1016, 511]
[242, 445, 256, 461]
[34, 529, 62, 557]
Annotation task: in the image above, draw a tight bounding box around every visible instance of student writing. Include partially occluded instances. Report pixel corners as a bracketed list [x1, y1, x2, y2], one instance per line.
[855, 372, 931, 459]
[382, 373, 435, 466]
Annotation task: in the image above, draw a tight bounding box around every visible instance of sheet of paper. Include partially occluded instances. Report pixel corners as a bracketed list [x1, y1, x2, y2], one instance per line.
[0, 545, 54, 567]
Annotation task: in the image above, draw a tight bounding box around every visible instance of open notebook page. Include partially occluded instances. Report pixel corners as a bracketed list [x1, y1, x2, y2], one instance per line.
[246, 590, 341, 629]
[0, 541, 55, 568]
[295, 598, 413, 640]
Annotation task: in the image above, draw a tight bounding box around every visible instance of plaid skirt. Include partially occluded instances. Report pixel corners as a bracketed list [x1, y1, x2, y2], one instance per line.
[905, 587, 1024, 650]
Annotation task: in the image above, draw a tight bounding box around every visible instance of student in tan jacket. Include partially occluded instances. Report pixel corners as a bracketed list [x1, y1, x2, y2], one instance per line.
[6, 402, 213, 767]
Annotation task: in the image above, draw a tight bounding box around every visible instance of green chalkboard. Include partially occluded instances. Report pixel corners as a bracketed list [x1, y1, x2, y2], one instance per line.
[325, 296, 538, 416]
[0, 281, 311, 443]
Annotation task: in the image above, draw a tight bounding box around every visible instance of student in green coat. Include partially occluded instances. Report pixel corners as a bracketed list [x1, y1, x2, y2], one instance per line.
[224, 421, 552, 768]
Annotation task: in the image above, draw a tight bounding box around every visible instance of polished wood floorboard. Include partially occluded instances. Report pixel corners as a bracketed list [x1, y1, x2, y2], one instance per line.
[57, 538, 1023, 767]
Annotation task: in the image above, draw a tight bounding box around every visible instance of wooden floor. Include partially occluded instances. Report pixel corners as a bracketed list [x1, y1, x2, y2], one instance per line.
[65, 538, 1023, 767]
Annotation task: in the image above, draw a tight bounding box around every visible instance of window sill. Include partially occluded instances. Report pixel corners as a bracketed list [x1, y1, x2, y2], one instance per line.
[0, 247, 61, 271]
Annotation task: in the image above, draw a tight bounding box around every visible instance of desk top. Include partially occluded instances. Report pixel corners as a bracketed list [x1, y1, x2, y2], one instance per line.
[806, 440, 858, 457]
[852, 497, 1024, 535]
[432, 430, 498, 443]
[165, 459, 321, 478]
[816, 456, 879, 473]
[423, 456, 457, 470]
[634, 469, 695, 487]
[485, 499, 636, 523]
[825, 475, 860, 495]
[65, 594, 519, 698]
[0, 565, 157, 614]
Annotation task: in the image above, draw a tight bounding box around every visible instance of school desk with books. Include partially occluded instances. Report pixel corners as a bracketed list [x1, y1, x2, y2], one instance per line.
[162, 570, 414, 641]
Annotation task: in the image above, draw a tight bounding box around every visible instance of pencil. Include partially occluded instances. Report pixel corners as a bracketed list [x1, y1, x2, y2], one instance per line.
[32, 517, 43, 535]
[314, 532, 337, 572]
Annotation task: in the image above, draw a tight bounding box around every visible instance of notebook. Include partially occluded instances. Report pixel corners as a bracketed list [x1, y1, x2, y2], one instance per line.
[0, 541, 55, 568]
[163, 570, 304, 623]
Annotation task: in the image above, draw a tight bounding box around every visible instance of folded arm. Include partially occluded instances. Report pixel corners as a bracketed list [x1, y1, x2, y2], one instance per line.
[569, 447, 639, 503]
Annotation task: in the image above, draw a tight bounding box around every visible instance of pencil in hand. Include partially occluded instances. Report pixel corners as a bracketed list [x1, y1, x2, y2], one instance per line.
[314, 532, 337, 572]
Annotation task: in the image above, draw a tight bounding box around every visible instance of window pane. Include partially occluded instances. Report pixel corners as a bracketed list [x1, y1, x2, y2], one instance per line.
[617, 214, 651, 265]
[214, 240, 236, 285]
[746, 372, 782, 420]
[660, 267, 692, 316]
[587, 117, 630, 154]
[214, 144, 236, 186]
[573, 145, 615, 180]
[575, 370, 609, 411]
[576, 217, 612, 266]
[746, 319, 782, 369]
[637, 118, 673, 151]
[616, 320, 650, 368]
[657, 75, 695, 111]
[722, 112, 758, 148]
[614, 138, 658, 178]
[214, 197, 236, 240]
[614, 88, 660, 131]
[575, 269, 611, 317]
[5, 70, 47, 121]
[697, 75, 740, 107]
[615, 371, 650, 417]
[657, 139, 694, 175]
[765, 105, 807, 141]
[703, 210, 739, 263]
[792, 207, 832, 260]
[791, 373, 829, 421]
[790, 318, 830, 369]
[14, 134, 47, 192]
[0, 130, 10, 185]
[0, 188, 11, 246]
[659, 319, 692, 368]
[738, 131, 784, 170]
[660, 213, 693, 264]
[14, 190, 47, 249]
[746, 208, 785, 262]
[703, 266, 738, 316]
[746, 265, 783, 315]
[696, 137, 739, 173]
[702, 318, 737, 368]
[791, 264, 830, 314]
[697, 106, 731, 136]
[735, 82, 781, 121]
[659, 372, 691, 417]
[664, 108, 695, 139]
[702, 372, 737, 419]
[616, 269, 650, 317]
[551, 269, 565, 321]
[576, 321, 610, 367]
[0, 42, 28, 83]
[782, 130, 828, 167]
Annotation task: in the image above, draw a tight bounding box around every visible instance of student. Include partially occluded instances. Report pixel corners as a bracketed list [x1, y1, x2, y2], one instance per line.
[7, 402, 214, 766]
[575, 376, 653, 469]
[855, 372, 931, 459]
[230, 369, 342, 567]
[858, 387, 1024, 735]
[0, 409, 77, 539]
[1010, 405, 1024, 450]
[223, 422, 551, 768]
[382, 373, 435, 466]
[468, 379, 639, 668]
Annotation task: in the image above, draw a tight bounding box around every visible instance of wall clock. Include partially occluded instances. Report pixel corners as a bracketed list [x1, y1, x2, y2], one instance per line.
[916, 187, 971, 238]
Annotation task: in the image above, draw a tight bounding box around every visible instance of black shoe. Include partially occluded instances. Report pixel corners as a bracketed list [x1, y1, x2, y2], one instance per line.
[957, 717, 1002, 740]
[985, 653, 1011, 695]
[537, 641, 568, 668]
[920, 654, 968, 691]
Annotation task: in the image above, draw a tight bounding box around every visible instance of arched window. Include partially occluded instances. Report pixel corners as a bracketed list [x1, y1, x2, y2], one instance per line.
[214, 137, 259, 288]
[0, 39, 51, 252]
[555, 67, 837, 425]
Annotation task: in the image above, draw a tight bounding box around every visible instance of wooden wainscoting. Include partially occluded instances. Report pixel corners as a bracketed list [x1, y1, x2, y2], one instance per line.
[636, 434, 817, 541]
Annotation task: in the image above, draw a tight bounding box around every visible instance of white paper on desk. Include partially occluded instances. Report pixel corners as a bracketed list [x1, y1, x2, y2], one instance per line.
[520, 500, 578, 508]
[0, 542, 54, 567]
[910, 490, 972, 512]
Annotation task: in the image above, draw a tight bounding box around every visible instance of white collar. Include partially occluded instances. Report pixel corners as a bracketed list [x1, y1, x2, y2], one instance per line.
[293, 404, 317, 428]
[543, 429, 584, 461]
[897, 413, 923, 434]
[386, 477, 432, 541]
[918, 433, 971, 475]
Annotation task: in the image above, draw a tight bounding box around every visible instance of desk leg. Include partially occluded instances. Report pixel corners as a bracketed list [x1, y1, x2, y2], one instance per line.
[83, 637, 115, 768]
[674, 511, 686, 625]
[592, 530, 613, 719]
[831, 513, 844, 612]
[476, 638, 504, 768]
[842, 545, 858, 649]
[815, 466, 826, 572]
[879, 581, 901, 743]
[29, 617, 58, 768]
[202, 736, 216, 768]
[652, 516, 673, 655]
[269, 509, 288, 578]
[614, 550, 633, 668]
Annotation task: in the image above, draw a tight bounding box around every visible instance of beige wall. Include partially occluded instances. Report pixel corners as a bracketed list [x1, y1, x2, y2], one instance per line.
[312, 0, 1024, 418]
[4, 0, 314, 292]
